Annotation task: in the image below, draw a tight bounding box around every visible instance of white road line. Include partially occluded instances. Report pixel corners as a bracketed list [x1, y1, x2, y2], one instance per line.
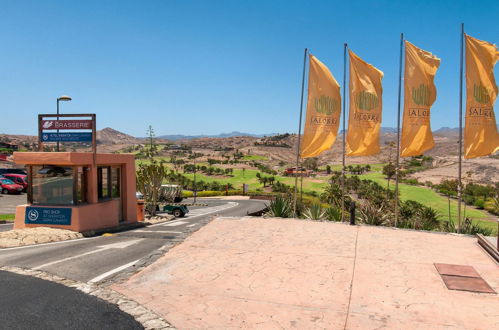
[133, 230, 182, 234]
[0, 223, 13, 226]
[187, 224, 197, 227]
[88, 259, 140, 284]
[0, 236, 100, 252]
[32, 239, 143, 270]
[162, 221, 188, 227]
[33, 248, 106, 270]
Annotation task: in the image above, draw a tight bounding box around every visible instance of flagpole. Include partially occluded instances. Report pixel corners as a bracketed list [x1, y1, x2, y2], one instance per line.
[341, 43, 348, 221]
[394, 33, 404, 227]
[293, 48, 308, 217]
[457, 23, 464, 233]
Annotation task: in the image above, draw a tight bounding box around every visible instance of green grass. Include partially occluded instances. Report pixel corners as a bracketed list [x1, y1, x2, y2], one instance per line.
[241, 155, 268, 161]
[0, 214, 15, 221]
[355, 171, 496, 233]
[135, 157, 497, 234]
[182, 168, 264, 190]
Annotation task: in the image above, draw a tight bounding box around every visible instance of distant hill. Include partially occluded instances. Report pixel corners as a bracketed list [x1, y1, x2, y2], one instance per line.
[96, 127, 141, 145]
[156, 131, 278, 140]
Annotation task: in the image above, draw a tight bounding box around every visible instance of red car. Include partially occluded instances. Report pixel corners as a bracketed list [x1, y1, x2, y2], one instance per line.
[3, 174, 28, 192]
[0, 178, 23, 194]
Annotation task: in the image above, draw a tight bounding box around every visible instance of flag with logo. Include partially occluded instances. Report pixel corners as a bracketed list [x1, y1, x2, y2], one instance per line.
[301, 54, 341, 158]
[465, 34, 499, 158]
[346, 50, 384, 156]
[401, 41, 440, 157]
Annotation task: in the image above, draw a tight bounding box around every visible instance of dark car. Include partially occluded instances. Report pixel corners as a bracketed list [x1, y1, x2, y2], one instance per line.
[3, 174, 27, 192]
[0, 178, 23, 194]
[0, 168, 27, 176]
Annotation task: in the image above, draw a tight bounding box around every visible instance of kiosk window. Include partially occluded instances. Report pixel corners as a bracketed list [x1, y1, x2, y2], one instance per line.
[31, 166, 74, 205]
[98, 166, 111, 200]
[111, 167, 120, 198]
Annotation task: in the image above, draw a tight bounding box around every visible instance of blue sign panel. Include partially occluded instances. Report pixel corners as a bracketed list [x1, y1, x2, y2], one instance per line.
[25, 207, 72, 225]
[41, 132, 92, 142]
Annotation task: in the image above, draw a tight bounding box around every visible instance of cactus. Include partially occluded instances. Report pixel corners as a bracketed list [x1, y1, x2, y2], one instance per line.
[354, 91, 378, 111]
[412, 84, 432, 106]
[314, 95, 338, 115]
[473, 84, 491, 104]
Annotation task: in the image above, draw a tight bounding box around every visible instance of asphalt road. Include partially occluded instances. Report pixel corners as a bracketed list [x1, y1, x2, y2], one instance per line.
[0, 198, 267, 284]
[0, 270, 142, 330]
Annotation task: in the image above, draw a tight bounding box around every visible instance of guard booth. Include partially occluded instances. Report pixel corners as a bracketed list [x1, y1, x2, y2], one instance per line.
[13, 114, 137, 232]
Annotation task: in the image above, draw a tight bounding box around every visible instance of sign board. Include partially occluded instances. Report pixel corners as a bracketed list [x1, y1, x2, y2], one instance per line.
[41, 132, 93, 142]
[25, 207, 72, 225]
[41, 120, 93, 130]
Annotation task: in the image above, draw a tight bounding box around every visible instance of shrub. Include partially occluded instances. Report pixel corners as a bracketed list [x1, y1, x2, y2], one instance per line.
[474, 199, 485, 209]
[357, 201, 390, 226]
[324, 207, 342, 221]
[442, 217, 493, 236]
[302, 203, 325, 220]
[265, 195, 293, 218]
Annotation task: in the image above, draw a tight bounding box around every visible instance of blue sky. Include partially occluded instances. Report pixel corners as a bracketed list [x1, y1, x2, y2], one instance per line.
[1, 0, 498, 136]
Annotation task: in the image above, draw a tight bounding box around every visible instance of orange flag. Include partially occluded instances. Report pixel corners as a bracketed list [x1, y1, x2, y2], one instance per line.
[465, 34, 499, 158]
[301, 54, 341, 158]
[401, 41, 441, 157]
[346, 50, 383, 156]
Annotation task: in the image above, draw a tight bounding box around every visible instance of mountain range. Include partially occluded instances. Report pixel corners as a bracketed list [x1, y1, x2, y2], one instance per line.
[154, 131, 278, 140]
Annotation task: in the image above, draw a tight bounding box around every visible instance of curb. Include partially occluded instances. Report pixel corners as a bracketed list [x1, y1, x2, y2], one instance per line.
[0, 266, 175, 330]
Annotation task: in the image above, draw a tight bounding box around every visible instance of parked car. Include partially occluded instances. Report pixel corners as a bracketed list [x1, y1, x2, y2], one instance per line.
[3, 174, 27, 192]
[0, 168, 27, 176]
[0, 178, 23, 194]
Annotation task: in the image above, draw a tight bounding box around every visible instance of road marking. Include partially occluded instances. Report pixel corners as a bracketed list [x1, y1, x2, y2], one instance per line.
[96, 239, 143, 249]
[162, 221, 188, 227]
[0, 223, 13, 226]
[88, 259, 140, 284]
[33, 248, 106, 270]
[0, 236, 100, 252]
[133, 230, 182, 234]
[33, 239, 144, 270]
[187, 224, 197, 227]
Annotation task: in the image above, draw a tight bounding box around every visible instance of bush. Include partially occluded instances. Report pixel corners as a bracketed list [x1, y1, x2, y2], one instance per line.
[398, 200, 440, 231]
[442, 217, 493, 236]
[474, 199, 485, 209]
[357, 201, 390, 226]
[324, 207, 342, 221]
[266, 195, 293, 218]
[403, 178, 419, 185]
[302, 203, 325, 220]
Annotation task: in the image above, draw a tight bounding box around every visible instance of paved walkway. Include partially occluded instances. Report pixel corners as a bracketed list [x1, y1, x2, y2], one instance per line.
[113, 217, 499, 329]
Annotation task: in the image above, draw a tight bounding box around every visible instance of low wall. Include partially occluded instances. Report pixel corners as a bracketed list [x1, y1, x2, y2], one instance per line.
[14, 200, 132, 232]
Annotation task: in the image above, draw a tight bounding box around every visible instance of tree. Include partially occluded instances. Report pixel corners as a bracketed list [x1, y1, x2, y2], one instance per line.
[382, 162, 396, 191]
[136, 160, 169, 216]
[302, 157, 319, 171]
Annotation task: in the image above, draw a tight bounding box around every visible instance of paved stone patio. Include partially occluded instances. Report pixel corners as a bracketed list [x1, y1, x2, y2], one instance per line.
[113, 217, 499, 329]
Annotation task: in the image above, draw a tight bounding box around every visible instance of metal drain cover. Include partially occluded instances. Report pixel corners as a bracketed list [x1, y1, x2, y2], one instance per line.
[434, 263, 496, 294]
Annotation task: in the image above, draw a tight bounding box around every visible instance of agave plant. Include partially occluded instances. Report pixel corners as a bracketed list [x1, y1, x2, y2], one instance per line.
[302, 203, 325, 220]
[356, 201, 390, 226]
[419, 207, 440, 231]
[324, 207, 342, 221]
[266, 195, 293, 218]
